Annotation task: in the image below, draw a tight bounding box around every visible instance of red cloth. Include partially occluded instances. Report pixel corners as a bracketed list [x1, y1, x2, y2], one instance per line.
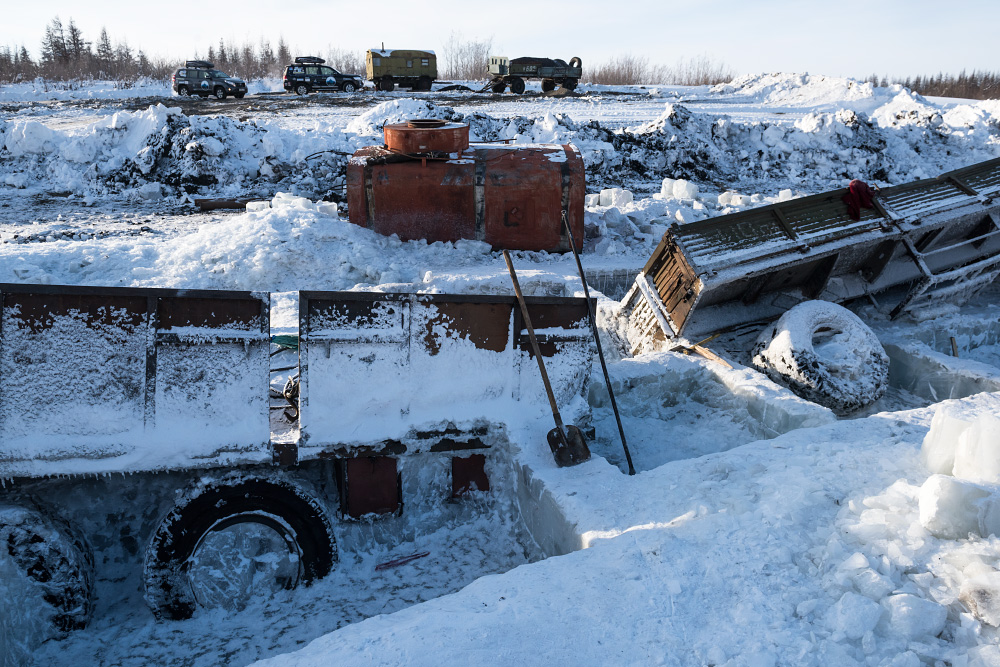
[842, 180, 875, 221]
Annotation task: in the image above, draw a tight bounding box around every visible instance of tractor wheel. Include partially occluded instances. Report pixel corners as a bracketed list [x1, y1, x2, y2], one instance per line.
[0, 503, 95, 634]
[490, 80, 507, 94]
[379, 77, 394, 92]
[143, 472, 337, 620]
[562, 78, 579, 91]
[509, 77, 525, 94]
[541, 78, 556, 93]
[417, 76, 433, 91]
[751, 301, 889, 415]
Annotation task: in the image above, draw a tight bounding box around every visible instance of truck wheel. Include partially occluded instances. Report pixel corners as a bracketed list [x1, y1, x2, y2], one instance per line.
[490, 80, 507, 94]
[541, 78, 556, 93]
[295, 84, 310, 96]
[417, 76, 433, 91]
[143, 473, 337, 620]
[213, 86, 227, 100]
[342, 81, 357, 93]
[751, 301, 889, 415]
[562, 78, 579, 91]
[0, 503, 95, 634]
[509, 77, 525, 94]
[379, 77, 394, 92]
[177, 85, 189, 96]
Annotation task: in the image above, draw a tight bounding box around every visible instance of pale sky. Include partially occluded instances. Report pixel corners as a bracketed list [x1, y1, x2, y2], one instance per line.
[2, 0, 996, 79]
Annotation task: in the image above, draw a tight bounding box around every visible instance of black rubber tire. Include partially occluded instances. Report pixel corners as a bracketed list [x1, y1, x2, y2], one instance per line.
[379, 77, 394, 92]
[562, 78, 579, 91]
[295, 84, 310, 96]
[509, 77, 525, 95]
[0, 503, 95, 634]
[568, 57, 582, 69]
[417, 76, 433, 91]
[177, 85, 189, 96]
[213, 86, 226, 100]
[541, 78, 556, 93]
[491, 80, 506, 94]
[143, 473, 337, 620]
[342, 82, 357, 93]
[751, 300, 889, 415]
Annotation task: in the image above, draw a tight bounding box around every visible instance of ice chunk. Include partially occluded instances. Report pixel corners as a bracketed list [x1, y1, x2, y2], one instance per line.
[317, 203, 339, 217]
[245, 201, 271, 212]
[852, 568, 895, 600]
[961, 571, 1000, 627]
[884, 593, 947, 640]
[599, 188, 633, 208]
[136, 182, 163, 201]
[922, 405, 975, 474]
[954, 414, 1000, 484]
[731, 194, 753, 207]
[777, 189, 794, 202]
[718, 191, 733, 206]
[979, 494, 1000, 538]
[585, 193, 601, 207]
[672, 179, 699, 200]
[762, 125, 785, 147]
[660, 178, 676, 198]
[825, 591, 882, 639]
[675, 209, 694, 224]
[918, 474, 989, 540]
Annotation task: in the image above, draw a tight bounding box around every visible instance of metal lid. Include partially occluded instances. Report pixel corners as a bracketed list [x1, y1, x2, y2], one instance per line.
[383, 120, 469, 154]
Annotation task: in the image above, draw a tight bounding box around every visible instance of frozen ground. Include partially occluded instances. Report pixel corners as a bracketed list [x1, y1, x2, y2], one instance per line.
[3, 73, 1000, 666]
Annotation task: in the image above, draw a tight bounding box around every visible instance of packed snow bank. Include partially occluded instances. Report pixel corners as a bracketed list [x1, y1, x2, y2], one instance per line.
[256, 392, 1000, 666]
[711, 73, 891, 113]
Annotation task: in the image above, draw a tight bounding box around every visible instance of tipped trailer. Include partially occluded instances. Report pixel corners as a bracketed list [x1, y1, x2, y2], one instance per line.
[623, 158, 1000, 354]
[486, 56, 582, 94]
[0, 283, 593, 629]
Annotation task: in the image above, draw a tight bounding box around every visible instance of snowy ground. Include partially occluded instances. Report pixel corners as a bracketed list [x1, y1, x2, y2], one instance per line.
[2, 73, 1000, 666]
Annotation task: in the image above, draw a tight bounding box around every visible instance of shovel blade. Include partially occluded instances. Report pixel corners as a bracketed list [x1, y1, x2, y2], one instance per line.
[547, 424, 591, 467]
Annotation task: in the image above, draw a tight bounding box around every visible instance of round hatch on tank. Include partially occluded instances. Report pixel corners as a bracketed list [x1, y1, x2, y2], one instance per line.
[384, 119, 470, 154]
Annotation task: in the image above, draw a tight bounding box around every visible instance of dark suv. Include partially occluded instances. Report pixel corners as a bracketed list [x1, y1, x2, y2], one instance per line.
[172, 60, 248, 100]
[283, 56, 364, 95]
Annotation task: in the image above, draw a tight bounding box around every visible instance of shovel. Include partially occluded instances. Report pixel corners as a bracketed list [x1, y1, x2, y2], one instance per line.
[503, 250, 591, 468]
[562, 213, 636, 475]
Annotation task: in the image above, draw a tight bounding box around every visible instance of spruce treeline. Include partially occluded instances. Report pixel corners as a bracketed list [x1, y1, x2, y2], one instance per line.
[866, 71, 1000, 101]
[0, 16, 365, 85]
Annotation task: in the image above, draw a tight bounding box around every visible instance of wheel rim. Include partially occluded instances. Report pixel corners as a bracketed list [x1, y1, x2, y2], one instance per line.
[297, 85, 307, 95]
[186, 514, 302, 612]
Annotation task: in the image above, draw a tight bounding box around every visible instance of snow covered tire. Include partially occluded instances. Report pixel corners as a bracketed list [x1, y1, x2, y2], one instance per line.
[751, 300, 889, 415]
[143, 473, 337, 621]
[0, 503, 95, 633]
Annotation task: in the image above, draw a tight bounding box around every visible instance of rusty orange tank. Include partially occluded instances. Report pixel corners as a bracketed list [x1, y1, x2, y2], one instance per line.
[346, 119, 585, 252]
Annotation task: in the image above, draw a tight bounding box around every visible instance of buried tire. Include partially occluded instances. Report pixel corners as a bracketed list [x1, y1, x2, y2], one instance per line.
[143, 473, 337, 620]
[0, 503, 95, 634]
[750, 300, 889, 415]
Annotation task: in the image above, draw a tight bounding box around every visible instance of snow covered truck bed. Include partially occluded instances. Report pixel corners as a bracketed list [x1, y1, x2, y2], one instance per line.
[624, 157, 1000, 348]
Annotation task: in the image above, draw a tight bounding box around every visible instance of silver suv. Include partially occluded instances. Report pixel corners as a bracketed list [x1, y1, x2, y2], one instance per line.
[172, 60, 248, 100]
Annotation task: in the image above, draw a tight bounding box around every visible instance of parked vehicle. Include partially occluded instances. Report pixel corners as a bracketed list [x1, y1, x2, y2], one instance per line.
[486, 56, 582, 94]
[282, 56, 365, 95]
[366, 47, 436, 91]
[171, 60, 247, 99]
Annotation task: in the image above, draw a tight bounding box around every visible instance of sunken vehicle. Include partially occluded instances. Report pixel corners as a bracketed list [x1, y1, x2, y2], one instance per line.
[0, 285, 595, 629]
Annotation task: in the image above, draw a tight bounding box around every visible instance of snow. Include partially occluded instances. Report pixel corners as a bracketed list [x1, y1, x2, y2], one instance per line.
[3, 73, 1000, 666]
